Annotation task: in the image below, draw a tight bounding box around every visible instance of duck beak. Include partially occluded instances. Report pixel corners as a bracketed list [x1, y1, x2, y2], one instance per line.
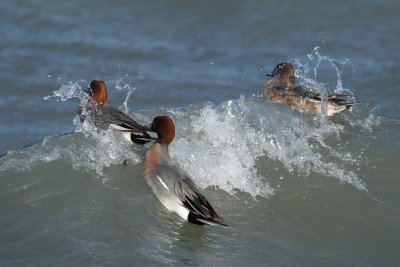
[266, 68, 279, 77]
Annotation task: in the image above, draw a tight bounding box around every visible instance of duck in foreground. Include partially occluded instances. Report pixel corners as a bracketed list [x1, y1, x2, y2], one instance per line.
[144, 116, 227, 226]
[260, 62, 355, 116]
[79, 80, 154, 144]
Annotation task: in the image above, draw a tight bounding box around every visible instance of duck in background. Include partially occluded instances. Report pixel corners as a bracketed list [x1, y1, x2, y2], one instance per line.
[260, 62, 355, 116]
[143, 115, 227, 226]
[79, 80, 154, 144]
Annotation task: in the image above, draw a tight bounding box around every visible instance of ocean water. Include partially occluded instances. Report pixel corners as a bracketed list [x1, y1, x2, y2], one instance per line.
[1, 1, 399, 266]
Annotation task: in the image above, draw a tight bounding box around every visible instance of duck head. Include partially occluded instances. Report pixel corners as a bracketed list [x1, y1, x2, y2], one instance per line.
[267, 62, 295, 86]
[86, 80, 108, 106]
[150, 116, 175, 145]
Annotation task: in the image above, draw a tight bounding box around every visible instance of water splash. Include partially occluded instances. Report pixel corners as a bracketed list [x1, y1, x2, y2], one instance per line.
[345, 105, 383, 132]
[306, 46, 347, 87]
[6, 53, 380, 198]
[0, 144, 62, 172]
[4, 79, 146, 182]
[306, 47, 354, 97]
[114, 66, 145, 114]
[43, 80, 89, 102]
[0, 130, 141, 182]
[165, 96, 367, 197]
[170, 98, 274, 198]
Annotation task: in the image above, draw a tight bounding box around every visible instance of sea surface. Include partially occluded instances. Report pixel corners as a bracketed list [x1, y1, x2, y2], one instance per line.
[1, 1, 399, 266]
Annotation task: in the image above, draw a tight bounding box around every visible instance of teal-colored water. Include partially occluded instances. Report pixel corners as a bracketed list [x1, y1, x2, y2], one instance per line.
[1, 1, 399, 266]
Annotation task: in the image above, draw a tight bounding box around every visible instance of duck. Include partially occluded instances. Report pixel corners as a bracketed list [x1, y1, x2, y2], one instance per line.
[79, 80, 153, 144]
[260, 62, 355, 116]
[144, 116, 227, 226]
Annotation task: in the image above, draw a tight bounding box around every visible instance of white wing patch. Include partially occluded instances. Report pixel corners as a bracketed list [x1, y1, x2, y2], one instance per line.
[110, 124, 127, 130]
[110, 124, 145, 143]
[157, 175, 170, 191]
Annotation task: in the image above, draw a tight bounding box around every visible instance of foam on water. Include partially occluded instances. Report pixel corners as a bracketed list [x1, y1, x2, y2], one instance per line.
[169, 99, 274, 198]
[0, 130, 141, 182]
[0, 143, 62, 172]
[164, 48, 379, 194]
[3, 80, 143, 182]
[2, 55, 382, 199]
[167, 97, 367, 196]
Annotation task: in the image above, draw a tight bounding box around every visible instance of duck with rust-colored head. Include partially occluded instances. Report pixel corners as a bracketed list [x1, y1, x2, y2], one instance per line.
[144, 116, 227, 226]
[79, 80, 153, 144]
[260, 62, 355, 116]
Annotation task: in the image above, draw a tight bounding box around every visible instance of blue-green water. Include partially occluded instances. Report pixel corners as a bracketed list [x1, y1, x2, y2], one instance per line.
[1, 1, 399, 266]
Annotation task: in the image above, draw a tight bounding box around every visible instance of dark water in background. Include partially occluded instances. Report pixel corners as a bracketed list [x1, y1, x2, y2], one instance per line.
[1, 1, 400, 266]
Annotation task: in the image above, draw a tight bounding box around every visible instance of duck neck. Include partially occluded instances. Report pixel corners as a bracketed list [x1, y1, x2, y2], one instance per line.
[280, 75, 295, 87]
[157, 142, 171, 163]
[144, 143, 171, 173]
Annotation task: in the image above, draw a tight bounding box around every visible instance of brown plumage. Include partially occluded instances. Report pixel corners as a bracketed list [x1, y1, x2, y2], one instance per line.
[260, 62, 355, 116]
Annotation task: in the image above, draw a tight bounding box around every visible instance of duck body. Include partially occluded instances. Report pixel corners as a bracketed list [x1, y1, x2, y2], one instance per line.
[260, 62, 355, 116]
[90, 105, 152, 144]
[144, 116, 226, 226]
[79, 80, 153, 144]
